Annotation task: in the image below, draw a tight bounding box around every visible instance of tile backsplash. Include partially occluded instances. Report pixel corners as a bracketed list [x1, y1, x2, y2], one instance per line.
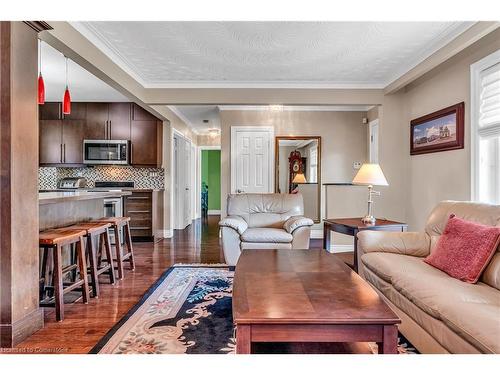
[39, 166, 165, 190]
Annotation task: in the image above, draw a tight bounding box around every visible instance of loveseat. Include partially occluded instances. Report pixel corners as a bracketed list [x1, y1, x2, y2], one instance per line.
[357, 201, 500, 353]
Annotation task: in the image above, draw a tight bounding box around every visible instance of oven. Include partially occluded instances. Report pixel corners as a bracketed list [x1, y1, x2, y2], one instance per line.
[83, 140, 130, 165]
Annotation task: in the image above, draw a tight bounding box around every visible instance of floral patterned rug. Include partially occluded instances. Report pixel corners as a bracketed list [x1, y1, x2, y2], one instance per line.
[90, 265, 418, 354]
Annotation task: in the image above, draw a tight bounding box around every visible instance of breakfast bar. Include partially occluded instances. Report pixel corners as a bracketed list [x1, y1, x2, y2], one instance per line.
[39, 191, 132, 231]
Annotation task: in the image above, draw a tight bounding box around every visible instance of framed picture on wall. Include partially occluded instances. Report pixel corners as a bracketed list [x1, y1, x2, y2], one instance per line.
[410, 102, 464, 155]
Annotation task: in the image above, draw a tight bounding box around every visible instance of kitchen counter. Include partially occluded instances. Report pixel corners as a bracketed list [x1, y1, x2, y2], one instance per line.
[39, 190, 131, 205]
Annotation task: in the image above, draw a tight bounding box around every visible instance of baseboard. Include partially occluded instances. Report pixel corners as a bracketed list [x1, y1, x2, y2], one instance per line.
[310, 229, 323, 239]
[328, 244, 354, 253]
[207, 210, 221, 215]
[0, 308, 44, 348]
[156, 229, 173, 239]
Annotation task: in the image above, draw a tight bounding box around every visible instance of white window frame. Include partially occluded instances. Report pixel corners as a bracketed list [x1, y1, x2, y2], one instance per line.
[470, 49, 500, 202]
[309, 145, 318, 183]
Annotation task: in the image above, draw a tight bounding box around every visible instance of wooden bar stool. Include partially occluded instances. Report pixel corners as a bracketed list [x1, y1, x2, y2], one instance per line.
[39, 228, 90, 321]
[92, 217, 135, 280]
[64, 222, 116, 298]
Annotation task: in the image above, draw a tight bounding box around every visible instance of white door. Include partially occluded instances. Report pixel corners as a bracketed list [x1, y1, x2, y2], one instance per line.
[231, 126, 274, 194]
[174, 133, 193, 229]
[183, 139, 192, 227]
[369, 119, 379, 163]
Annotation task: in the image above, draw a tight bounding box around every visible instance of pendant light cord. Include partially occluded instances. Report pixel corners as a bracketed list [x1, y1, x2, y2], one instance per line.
[38, 39, 42, 75]
[65, 57, 68, 88]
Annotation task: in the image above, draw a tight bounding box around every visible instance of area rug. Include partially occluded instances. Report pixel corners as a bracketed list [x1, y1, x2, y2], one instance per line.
[90, 265, 418, 354]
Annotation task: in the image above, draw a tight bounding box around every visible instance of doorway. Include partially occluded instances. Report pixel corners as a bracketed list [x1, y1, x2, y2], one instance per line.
[200, 147, 221, 217]
[369, 119, 379, 163]
[173, 131, 193, 229]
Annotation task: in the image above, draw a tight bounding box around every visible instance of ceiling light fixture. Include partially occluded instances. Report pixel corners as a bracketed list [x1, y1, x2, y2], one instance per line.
[62, 57, 71, 115]
[37, 39, 45, 105]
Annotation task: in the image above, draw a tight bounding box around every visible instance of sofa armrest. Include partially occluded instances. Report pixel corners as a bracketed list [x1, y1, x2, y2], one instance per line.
[357, 231, 431, 257]
[219, 216, 248, 235]
[284, 216, 314, 234]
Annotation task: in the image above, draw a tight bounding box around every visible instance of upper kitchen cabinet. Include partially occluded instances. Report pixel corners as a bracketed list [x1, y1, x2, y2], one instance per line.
[85, 102, 108, 139]
[131, 104, 163, 167]
[108, 103, 131, 140]
[39, 102, 162, 167]
[85, 102, 131, 140]
[39, 103, 85, 165]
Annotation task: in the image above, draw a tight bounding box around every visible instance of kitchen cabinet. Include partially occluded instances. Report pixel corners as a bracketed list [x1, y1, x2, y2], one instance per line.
[39, 102, 162, 167]
[39, 103, 86, 165]
[85, 102, 130, 140]
[39, 119, 63, 164]
[131, 104, 162, 167]
[62, 120, 85, 164]
[123, 191, 154, 240]
[85, 102, 108, 139]
[108, 103, 131, 140]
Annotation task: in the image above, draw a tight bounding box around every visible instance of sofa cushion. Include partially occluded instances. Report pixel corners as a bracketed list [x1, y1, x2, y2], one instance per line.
[241, 228, 293, 243]
[424, 215, 500, 283]
[363, 252, 500, 353]
[364, 267, 482, 353]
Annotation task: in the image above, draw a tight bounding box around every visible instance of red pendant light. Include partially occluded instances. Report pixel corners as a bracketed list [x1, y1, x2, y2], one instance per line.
[62, 57, 71, 115]
[38, 40, 45, 105]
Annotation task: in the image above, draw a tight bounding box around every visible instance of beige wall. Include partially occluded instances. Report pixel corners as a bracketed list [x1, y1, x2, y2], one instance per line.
[197, 134, 221, 147]
[403, 28, 500, 230]
[220, 110, 369, 237]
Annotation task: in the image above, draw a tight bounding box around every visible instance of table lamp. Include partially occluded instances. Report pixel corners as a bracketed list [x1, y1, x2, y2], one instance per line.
[352, 163, 388, 225]
[292, 173, 307, 184]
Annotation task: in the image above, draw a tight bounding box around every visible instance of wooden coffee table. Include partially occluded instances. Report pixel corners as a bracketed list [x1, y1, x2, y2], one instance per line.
[232, 249, 401, 354]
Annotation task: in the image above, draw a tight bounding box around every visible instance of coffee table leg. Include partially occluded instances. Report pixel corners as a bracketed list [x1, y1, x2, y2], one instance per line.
[236, 324, 251, 354]
[378, 325, 398, 354]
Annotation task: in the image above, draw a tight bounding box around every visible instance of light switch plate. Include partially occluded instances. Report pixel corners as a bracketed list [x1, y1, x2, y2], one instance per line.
[353, 161, 362, 169]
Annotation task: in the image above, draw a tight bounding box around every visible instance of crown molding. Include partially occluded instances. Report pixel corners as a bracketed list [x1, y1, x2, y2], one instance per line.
[24, 21, 53, 32]
[167, 105, 201, 135]
[385, 21, 500, 94]
[143, 82, 386, 89]
[70, 21, 149, 87]
[217, 105, 372, 112]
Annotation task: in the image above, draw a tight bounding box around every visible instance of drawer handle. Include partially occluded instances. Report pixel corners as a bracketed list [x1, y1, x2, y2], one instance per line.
[127, 197, 150, 200]
[127, 210, 151, 213]
[130, 226, 151, 230]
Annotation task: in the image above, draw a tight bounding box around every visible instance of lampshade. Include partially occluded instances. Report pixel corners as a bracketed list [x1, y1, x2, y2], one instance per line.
[352, 163, 389, 186]
[292, 173, 307, 184]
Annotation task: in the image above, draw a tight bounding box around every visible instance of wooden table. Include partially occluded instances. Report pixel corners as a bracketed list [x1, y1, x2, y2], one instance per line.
[232, 249, 401, 354]
[323, 218, 407, 272]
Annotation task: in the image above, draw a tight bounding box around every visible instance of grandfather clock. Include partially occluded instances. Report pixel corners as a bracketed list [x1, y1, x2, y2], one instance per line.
[288, 150, 304, 193]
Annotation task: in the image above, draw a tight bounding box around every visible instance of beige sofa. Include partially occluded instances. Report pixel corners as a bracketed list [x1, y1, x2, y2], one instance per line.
[219, 193, 314, 265]
[357, 201, 500, 354]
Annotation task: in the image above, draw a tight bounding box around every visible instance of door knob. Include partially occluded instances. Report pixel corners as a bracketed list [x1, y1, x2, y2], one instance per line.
[236, 189, 245, 193]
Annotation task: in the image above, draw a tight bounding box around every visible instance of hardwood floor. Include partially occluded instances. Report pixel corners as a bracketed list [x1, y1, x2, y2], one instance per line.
[13, 216, 356, 354]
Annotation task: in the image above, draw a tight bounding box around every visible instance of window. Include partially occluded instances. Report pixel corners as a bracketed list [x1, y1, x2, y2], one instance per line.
[471, 50, 500, 204]
[309, 145, 318, 183]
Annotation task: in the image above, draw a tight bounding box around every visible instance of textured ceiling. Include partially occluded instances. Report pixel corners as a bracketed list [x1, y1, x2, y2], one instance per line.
[74, 21, 473, 87]
[168, 105, 221, 134]
[40, 42, 129, 102]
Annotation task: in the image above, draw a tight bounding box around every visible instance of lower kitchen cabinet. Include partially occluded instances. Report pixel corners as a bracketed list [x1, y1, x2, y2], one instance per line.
[123, 190, 163, 242]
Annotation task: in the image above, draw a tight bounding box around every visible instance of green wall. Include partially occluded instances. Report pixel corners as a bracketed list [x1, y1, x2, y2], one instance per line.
[201, 150, 221, 211]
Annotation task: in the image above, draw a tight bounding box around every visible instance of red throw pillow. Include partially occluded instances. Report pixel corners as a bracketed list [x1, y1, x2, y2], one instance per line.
[424, 214, 500, 283]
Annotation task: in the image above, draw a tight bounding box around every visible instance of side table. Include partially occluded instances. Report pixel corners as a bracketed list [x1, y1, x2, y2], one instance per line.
[323, 218, 408, 272]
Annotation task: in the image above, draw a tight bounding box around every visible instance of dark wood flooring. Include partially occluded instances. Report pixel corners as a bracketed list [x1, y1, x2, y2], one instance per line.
[14, 216, 362, 354]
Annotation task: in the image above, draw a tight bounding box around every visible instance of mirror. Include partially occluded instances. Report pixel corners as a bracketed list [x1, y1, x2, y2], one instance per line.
[275, 136, 321, 223]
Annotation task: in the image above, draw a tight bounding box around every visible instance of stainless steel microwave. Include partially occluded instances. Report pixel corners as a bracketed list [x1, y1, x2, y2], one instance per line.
[83, 140, 130, 165]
